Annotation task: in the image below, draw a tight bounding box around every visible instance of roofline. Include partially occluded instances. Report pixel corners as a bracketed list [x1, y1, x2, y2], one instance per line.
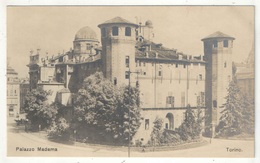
[98, 22, 139, 28]
[201, 36, 235, 41]
[135, 57, 206, 64]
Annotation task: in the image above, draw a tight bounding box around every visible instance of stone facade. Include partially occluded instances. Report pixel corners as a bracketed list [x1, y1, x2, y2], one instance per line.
[27, 17, 235, 143]
[7, 65, 20, 117]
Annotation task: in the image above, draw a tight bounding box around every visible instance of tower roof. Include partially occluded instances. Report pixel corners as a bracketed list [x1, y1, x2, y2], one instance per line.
[74, 26, 98, 41]
[201, 31, 235, 41]
[7, 65, 18, 75]
[98, 16, 138, 28]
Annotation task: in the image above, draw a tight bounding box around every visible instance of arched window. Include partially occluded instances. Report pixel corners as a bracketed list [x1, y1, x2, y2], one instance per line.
[166, 113, 174, 130]
[125, 27, 131, 36]
[112, 26, 118, 36]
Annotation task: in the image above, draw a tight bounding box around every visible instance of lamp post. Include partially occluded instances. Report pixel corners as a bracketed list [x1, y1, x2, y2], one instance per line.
[127, 70, 139, 157]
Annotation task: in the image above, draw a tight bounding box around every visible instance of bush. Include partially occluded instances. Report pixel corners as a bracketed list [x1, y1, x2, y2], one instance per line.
[48, 117, 71, 140]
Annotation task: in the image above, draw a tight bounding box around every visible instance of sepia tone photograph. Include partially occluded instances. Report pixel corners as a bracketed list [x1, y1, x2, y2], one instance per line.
[6, 6, 255, 157]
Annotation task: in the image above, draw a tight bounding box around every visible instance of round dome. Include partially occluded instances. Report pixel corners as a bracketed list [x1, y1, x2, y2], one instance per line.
[74, 26, 98, 41]
[145, 20, 153, 27]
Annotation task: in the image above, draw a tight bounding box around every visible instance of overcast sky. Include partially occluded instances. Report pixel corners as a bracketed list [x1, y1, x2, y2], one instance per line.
[7, 6, 254, 78]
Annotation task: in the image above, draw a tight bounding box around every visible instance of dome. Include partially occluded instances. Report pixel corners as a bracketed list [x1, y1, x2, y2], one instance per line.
[145, 20, 153, 27]
[74, 26, 98, 41]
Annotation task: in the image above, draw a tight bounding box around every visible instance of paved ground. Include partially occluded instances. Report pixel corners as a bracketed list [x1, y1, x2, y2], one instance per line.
[7, 119, 254, 157]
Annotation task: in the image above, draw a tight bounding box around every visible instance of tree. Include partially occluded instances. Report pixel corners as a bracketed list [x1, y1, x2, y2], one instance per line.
[48, 117, 70, 140]
[72, 72, 141, 144]
[177, 104, 203, 141]
[240, 94, 254, 135]
[24, 88, 57, 130]
[150, 117, 164, 146]
[216, 77, 244, 137]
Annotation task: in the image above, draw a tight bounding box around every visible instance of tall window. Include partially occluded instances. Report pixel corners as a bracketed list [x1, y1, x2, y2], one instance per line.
[86, 44, 91, 50]
[199, 74, 203, 80]
[223, 40, 229, 47]
[213, 41, 218, 48]
[213, 100, 217, 108]
[101, 28, 106, 37]
[114, 77, 117, 85]
[158, 70, 162, 76]
[145, 119, 149, 130]
[125, 27, 131, 36]
[181, 92, 185, 107]
[125, 56, 129, 68]
[166, 96, 174, 107]
[125, 71, 130, 79]
[112, 26, 119, 36]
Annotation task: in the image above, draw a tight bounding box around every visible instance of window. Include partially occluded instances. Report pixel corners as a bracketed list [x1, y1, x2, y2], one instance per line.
[158, 71, 162, 76]
[139, 61, 142, 67]
[213, 100, 217, 108]
[213, 41, 218, 48]
[125, 56, 129, 68]
[114, 77, 117, 85]
[143, 62, 146, 67]
[181, 92, 185, 107]
[101, 28, 106, 37]
[125, 27, 131, 36]
[176, 63, 178, 68]
[14, 90, 17, 96]
[224, 40, 229, 47]
[165, 123, 169, 129]
[136, 81, 139, 87]
[224, 61, 227, 68]
[145, 119, 149, 130]
[199, 74, 202, 80]
[166, 96, 174, 107]
[86, 44, 91, 50]
[183, 64, 186, 68]
[143, 72, 146, 75]
[10, 90, 13, 96]
[125, 71, 130, 79]
[112, 26, 119, 36]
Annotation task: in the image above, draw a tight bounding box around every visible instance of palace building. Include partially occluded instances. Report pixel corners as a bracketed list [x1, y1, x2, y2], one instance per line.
[27, 17, 235, 143]
[7, 63, 20, 117]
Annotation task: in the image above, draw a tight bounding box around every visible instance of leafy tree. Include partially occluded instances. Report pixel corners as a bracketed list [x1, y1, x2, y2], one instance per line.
[48, 117, 70, 140]
[24, 88, 57, 130]
[111, 85, 141, 144]
[72, 72, 141, 144]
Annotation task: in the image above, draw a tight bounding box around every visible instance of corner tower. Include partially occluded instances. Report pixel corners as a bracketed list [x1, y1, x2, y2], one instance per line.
[98, 17, 138, 85]
[202, 31, 235, 136]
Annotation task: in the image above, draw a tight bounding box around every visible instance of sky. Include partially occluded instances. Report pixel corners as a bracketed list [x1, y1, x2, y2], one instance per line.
[7, 6, 254, 78]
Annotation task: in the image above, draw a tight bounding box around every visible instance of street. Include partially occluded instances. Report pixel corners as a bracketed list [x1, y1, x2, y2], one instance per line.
[7, 120, 254, 157]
